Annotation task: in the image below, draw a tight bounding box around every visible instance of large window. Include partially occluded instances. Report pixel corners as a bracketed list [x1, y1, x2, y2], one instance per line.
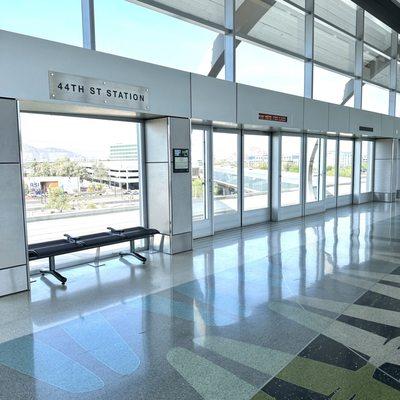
[326, 139, 337, 198]
[236, 0, 305, 57]
[243, 134, 269, 211]
[236, 42, 304, 96]
[363, 45, 391, 88]
[314, 0, 357, 35]
[95, 0, 219, 75]
[314, 19, 356, 75]
[20, 113, 142, 269]
[338, 140, 353, 196]
[213, 132, 239, 216]
[362, 82, 389, 114]
[364, 12, 392, 56]
[281, 136, 302, 207]
[0, 0, 82, 46]
[361, 141, 374, 193]
[313, 65, 354, 106]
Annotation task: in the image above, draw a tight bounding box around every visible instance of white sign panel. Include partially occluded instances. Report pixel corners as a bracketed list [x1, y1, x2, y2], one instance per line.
[48, 71, 150, 111]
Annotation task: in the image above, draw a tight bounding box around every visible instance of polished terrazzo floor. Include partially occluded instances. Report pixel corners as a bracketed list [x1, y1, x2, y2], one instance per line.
[1, 203, 400, 399]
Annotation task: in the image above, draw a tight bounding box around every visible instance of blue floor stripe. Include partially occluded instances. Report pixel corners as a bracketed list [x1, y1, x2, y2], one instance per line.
[62, 313, 140, 376]
[0, 335, 104, 393]
[128, 294, 237, 326]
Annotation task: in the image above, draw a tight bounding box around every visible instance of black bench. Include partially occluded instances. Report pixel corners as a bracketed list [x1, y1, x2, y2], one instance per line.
[28, 226, 159, 285]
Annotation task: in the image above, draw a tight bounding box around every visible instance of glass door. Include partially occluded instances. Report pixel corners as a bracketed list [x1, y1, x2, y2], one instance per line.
[191, 127, 213, 238]
[277, 135, 303, 220]
[360, 140, 374, 202]
[213, 130, 241, 231]
[304, 136, 326, 215]
[242, 132, 270, 225]
[325, 138, 338, 209]
[337, 139, 354, 207]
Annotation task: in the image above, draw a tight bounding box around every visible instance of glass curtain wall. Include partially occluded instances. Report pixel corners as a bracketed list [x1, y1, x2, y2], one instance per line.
[1, 0, 400, 112]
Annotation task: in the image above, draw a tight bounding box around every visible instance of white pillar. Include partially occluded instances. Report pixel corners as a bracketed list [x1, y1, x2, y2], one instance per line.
[374, 139, 397, 202]
[0, 98, 29, 296]
[145, 117, 192, 254]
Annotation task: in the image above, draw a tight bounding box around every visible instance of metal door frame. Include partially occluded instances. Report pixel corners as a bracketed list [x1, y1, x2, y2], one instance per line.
[272, 132, 304, 221]
[304, 134, 326, 216]
[337, 137, 355, 207]
[241, 129, 271, 226]
[213, 127, 242, 232]
[191, 124, 213, 239]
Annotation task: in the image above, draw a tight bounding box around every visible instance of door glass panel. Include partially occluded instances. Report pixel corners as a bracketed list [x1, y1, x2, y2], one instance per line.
[191, 129, 207, 221]
[361, 141, 374, 193]
[243, 134, 269, 211]
[213, 132, 238, 216]
[281, 136, 301, 207]
[306, 137, 321, 203]
[338, 140, 353, 196]
[326, 139, 337, 198]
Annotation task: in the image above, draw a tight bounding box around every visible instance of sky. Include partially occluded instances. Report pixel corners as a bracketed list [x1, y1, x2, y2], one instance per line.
[20, 113, 138, 159]
[0, 0, 394, 122]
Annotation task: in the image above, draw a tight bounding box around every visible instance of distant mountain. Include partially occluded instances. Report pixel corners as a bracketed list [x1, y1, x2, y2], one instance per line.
[23, 145, 84, 162]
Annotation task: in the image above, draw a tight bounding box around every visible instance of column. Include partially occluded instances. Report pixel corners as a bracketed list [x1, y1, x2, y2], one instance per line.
[0, 98, 29, 296]
[145, 117, 192, 254]
[374, 139, 397, 202]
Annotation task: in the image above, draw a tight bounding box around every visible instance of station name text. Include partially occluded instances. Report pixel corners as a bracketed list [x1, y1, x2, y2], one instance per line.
[56, 82, 146, 102]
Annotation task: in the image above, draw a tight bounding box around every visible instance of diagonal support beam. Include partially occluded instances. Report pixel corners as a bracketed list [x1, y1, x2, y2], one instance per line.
[209, 0, 277, 77]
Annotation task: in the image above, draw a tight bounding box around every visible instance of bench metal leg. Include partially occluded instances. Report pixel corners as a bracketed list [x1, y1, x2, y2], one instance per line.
[119, 240, 147, 264]
[40, 256, 67, 285]
[89, 247, 105, 268]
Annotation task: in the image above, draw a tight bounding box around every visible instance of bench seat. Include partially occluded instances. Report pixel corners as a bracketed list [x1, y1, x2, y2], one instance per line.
[28, 226, 159, 284]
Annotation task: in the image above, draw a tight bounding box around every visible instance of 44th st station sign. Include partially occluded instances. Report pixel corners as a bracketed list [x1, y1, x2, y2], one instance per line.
[48, 71, 150, 111]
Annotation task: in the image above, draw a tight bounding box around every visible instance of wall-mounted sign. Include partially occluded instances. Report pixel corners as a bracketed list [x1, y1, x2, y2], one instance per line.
[359, 126, 374, 132]
[258, 112, 288, 123]
[173, 148, 190, 173]
[48, 71, 150, 111]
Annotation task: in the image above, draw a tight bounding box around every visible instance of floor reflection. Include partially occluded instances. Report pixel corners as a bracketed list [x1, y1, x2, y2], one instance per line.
[1, 203, 400, 399]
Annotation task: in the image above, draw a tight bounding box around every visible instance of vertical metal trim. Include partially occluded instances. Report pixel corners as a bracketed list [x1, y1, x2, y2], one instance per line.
[240, 129, 244, 227]
[15, 103, 30, 290]
[335, 137, 339, 205]
[208, 126, 214, 235]
[372, 140, 376, 194]
[138, 121, 148, 229]
[188, 119, 194, 245]
[81, 0, 96, 50]
[302, 133, 307, 215]
[389, 31, 398, 116]
[224, 0, 236, 81]
[354, 7, 364, 109]
[304, 0, 314, 99]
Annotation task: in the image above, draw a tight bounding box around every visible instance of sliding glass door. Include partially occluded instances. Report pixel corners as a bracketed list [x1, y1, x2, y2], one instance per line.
[277, 135, 303, 220]
[305, 136, 325, 215]
[337, 139, 354, 207]
[213, 130, 241, 231]
[191, 127, 213, 238]
[325, 138, 338, 209]
[242, 132, 270, 225]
